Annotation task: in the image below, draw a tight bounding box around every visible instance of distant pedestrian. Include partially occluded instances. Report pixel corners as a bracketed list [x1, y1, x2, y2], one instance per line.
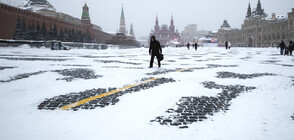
[289, 41, 294, 56]
[195, 42, 198, 51]
[228, 42, 231, 49]
[278, 40, 286, 55]
[187, 42, 190, 50]
[149, 36, 162, 68]
[225, 41, 228, 49]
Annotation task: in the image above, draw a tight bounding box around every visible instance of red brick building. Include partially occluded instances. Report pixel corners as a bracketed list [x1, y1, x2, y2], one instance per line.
[150, 15, 180, 46]
[0, 2, 112, 43]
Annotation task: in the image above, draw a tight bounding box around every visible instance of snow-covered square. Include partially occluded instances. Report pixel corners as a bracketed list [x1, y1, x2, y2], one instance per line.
[0, 46, 294, 140]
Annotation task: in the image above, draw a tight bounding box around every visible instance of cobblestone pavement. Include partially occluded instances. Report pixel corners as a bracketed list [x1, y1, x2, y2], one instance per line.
[216, 71, 276, 79]
[261, 60, 282, 64]
[38, 77, 175, 111]
[53, 68, 102, 82]
[0, 68, 101, 83]
[49, 64, 91, 67]
[151, 81, 256, 129]
[102, 66, 145, 69]
[146, 68, 183, 75]
[206, 64, 239, 68]
[240, 56, 252, 60]
[0, 66, 15, 71]
[0, 54, 69, 58]
[0, 57, 69, 61]
[275, 64, 294, 67]
[81, 55, 137, 58]
[94, 60, 142, 65]
[145, 65, 238, 76]
[0, 71, 47, 83]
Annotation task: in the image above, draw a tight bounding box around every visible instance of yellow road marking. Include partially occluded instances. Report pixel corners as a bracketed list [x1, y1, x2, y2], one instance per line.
[176, 68, 189, 72]
[59, 67, 190, 110]
[59, 77, 160, 110]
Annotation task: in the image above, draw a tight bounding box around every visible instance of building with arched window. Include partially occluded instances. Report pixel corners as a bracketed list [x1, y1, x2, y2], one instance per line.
[217, 0, 294, 47]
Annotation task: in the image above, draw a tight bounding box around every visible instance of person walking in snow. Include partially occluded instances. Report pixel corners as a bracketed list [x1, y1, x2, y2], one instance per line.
[187, 42, 190, 50]
[225, 41, 228, 49]
[278, 40, 286, 55]
[288, 41, 293, 56]
[195, 42, 198, 51]
[149, 36, 162, 68]
[228, 42, 231, 49]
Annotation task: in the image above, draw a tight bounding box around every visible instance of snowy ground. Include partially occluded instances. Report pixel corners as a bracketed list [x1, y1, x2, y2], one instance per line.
[0, 45, 294, 140]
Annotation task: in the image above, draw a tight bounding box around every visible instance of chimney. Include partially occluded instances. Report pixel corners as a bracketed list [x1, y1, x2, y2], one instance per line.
[271, 13, 276, 20]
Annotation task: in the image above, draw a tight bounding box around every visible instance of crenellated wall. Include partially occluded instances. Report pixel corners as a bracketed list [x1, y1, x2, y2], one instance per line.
[0, 3, 112, 43]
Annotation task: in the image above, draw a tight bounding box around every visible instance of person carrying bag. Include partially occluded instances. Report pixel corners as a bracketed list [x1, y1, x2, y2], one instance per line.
[149, 36, 162, 68]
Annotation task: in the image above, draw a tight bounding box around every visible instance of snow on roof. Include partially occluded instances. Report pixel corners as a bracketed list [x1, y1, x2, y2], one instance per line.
[19, 0, 56, 12]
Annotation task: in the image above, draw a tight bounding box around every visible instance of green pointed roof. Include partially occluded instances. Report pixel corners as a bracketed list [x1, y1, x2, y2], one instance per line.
[82, 10, 90, 20]
[82, 3, 90, 20]
[121, 6, 125, 19]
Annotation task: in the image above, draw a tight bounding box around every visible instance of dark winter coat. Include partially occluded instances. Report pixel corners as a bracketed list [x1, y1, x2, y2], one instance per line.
[225, 41, 228, 47]
[289, 42, 294, 51]
[149, 40, 162, 55]
[279, 41, 286, 49]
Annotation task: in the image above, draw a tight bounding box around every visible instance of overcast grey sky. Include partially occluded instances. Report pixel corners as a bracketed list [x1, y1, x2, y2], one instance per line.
[2, 0, 294, 38]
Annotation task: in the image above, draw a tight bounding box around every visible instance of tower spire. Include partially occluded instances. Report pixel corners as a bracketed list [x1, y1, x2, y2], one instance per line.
[155, 13, 159, 25]
[169, 13, 175, 33]
[121, 4, 125, 19]
[246, 2, 252, 19]
[130, 23, 134, 36]
[81, 1, 91, 24]
[119, 4, 126, 34]
[170, 13, 174, 25]
[256, 0, 264, 16]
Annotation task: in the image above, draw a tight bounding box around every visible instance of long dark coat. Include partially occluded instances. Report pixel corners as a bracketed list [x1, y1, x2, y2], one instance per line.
[149, 40, 162, 55]
[279, 41, 286, 49]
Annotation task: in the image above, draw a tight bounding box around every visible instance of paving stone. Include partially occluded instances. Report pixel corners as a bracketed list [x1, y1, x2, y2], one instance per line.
[53, 68, 102, 82]
[94, 60, 142, 65]
[240, 56, 252, 60]
[0, 66, 16, 71]
[178, 57, 191, 60]
[179, 126, 189, 129]
[216, 71, 276, 79]
[146, 67, 205, 76]
[102, 66, 145, 69]
[50, 64, 91, 67]
[276, 64, 294, 67]
[151, 81, 255, 128]
[38, 77, 176, 111]
[0, 57, 69, 61]
[206, 64, 239, 68]
[0, 71, 47, 83]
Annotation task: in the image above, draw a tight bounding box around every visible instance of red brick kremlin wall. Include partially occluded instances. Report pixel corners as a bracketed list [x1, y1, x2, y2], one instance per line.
[0, 3, 112, 42]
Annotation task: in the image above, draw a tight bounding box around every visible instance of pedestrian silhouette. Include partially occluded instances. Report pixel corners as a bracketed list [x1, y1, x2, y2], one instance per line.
[278, 40, 286, 55]
[225, 41, 228, 49]
[149, 36, 162, 68]
[195, 42, 198, 51]
[288, 41, 293, 56]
